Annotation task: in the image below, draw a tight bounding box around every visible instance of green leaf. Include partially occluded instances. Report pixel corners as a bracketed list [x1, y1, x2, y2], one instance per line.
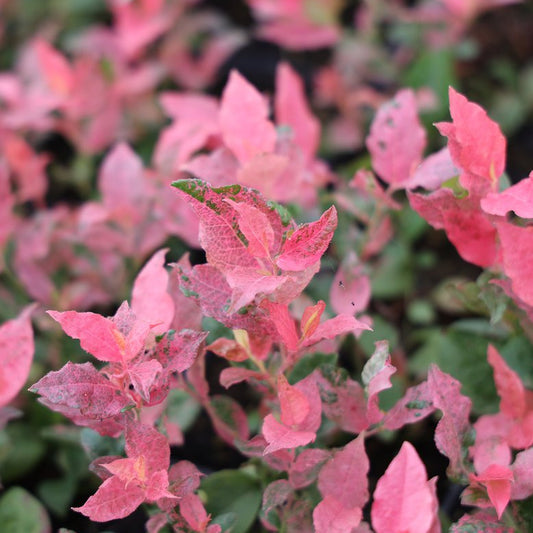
[37, 476, 77, 518]
[371, 241, 413, 298]
[0, 424, 46, 483]
[0, 487, 51, 533]
[289, 352, 338, 384]
[201, 470, 262, 533]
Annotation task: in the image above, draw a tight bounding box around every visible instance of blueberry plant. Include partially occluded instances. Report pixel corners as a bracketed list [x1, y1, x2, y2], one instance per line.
[1, 1, 533, 532]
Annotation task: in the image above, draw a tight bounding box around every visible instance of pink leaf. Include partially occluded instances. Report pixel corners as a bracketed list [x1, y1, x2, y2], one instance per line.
[289, 449, 330, 489]
[0, 306, 35, 407]
[276, 206, 337, 271]
[132, 249, 174, 334]
[125, 420, 171, 474]
[494, 220, 533, 307]
[34, 38, 73, 96]
[29, 362, 129, 420]
[304, 314, 371, 347]
[219, 70, 277, 164]
[180, 493, 210, 532]
[300, 300, 326, 340]
[428, 365, 473, 478]
[383, 381, 435, 431]
[262, 414, 316, 454]
[371, 441, 438, 533]
[511, 447, 533, 500]
[317, 434, 369, 509]
[470, 464, 513, 519]
[487, 344, 526, 419]
[219, 367, 265, 388]
[262, 301, 299, 352]
[128, 360, 163, 401]
[275, 62, 320, 161]
[481, 171, 533, 218]
[330, 252, 371, 315]
[408, 188, 498, 268]
[224, 199, 275, 259]
[404, 147, 458, 191]
[47, 311, 123, 363]
[73, 475, 145, 522]
[278, 374, 310, 427]
[313, 495, 362, 533]
[99, 143, 145, 213]
[363, 341, 396, 425]
[436, 87, 506, 190]
[367, 89, 426, 188]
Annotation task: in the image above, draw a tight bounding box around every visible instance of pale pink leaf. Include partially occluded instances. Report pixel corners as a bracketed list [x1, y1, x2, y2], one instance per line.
[511, 447, 533, 500]
[0, 306, 35, 407]
[487, 344, 526, 419]
[428, 365, 473, 478]
[99, 143, 145, 213]
[47, 310, 123, 363]
[34, 38, 73, 96]
[219, 70, 277, 164]
[481, 171, 533, 218]
[128, 360, 163, 401]
[330, 252, 371, 315]
[371, 441, 438, 533]
[276, 206, 337, 271]
[317, 434, 369, 509]
[313, 496, 362, 533]
[404, 147, 458, 191]
[278, 374, 310, 427]
[275, 62, 320, 161]
[495, 220, 533, 307]
[73, 475, 145, 522]
[470, 464, 513, 519]
[263, 414, 316, 454]
[366, 89, 426, 188]
[304, 314, 371, 347]
[132, 249, 174, 334]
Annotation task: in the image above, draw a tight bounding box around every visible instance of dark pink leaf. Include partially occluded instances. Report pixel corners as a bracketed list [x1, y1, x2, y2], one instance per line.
[481, 171, 533, 218]
[275, 62, 320, 161]
[73, 475, 145, 522]
[47, 310, 123, 363]
[208, 338, 249, 363]
[408, 188, 498, 268]
[209, 395, 249, 445]
[300, 301, 326, 340]
[262, 301, 299, 352]
[276, 206, 337, 271]
[132, 249, 174, 334]
[168, 460, 202, 498]
[315, 369, 368, 433]
[0, 305, 35, 407]
[436, 87, 506, 189]
[317, 435, 369, 509]
[371, 441, 438, 533]
[383, 381, 436, 431]
[219, 367, 265, 388]
[313, 495, 362, 533]
[156, 329, 207, 374]
[289, 449, 330, 489]
[29, 362, 129, 420]
[366, 89, 426, 188]
[219, 70, 277, 164]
